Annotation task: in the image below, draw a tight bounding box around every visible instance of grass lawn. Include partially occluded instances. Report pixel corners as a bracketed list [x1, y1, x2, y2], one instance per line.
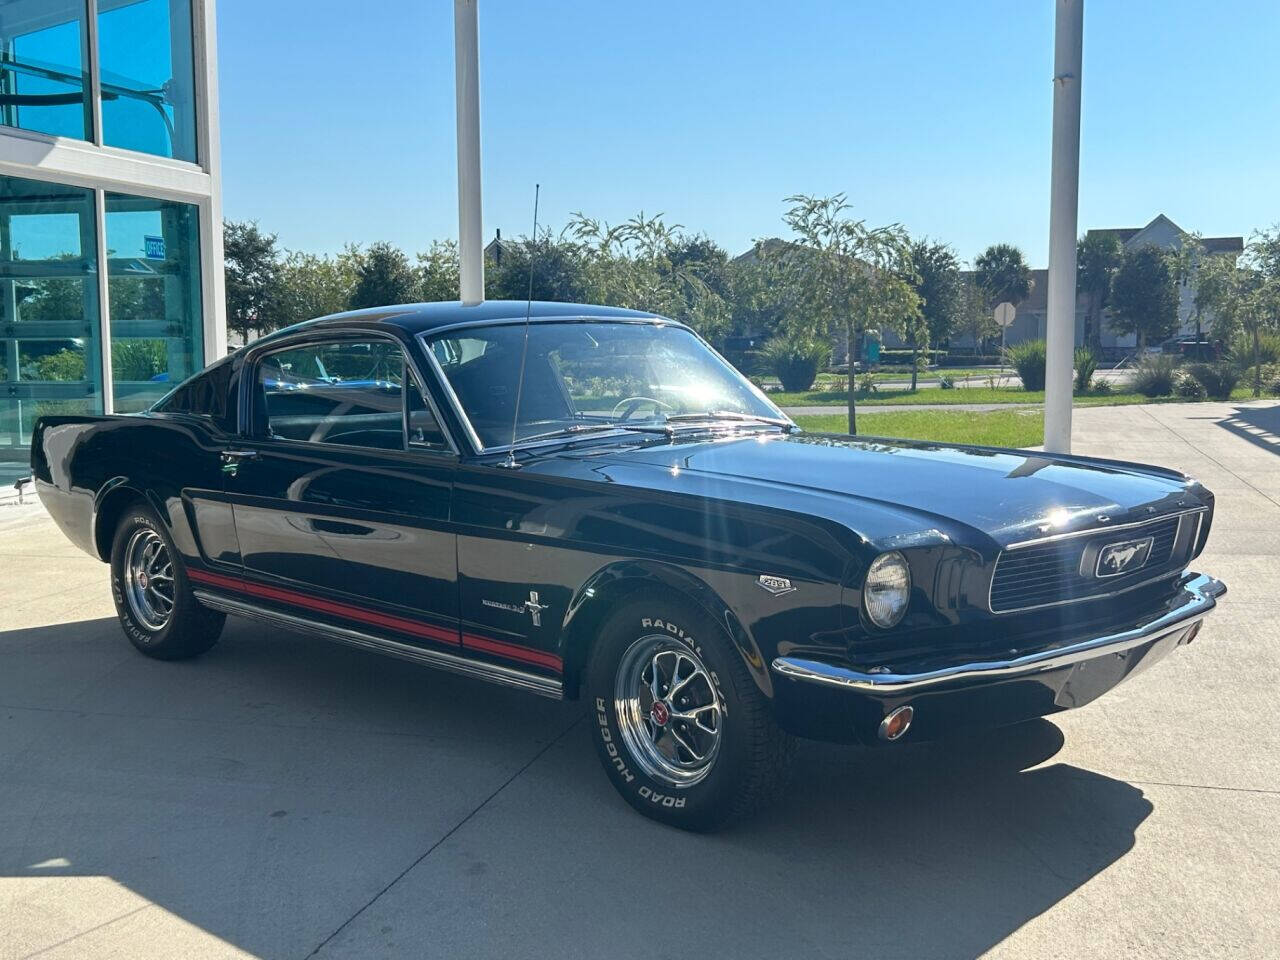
[774, 385, 1271, 408]
[792, 409, 1045, 448]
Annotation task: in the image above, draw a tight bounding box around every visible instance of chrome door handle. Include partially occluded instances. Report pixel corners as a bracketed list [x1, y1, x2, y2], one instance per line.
[220, 449, 259, 476]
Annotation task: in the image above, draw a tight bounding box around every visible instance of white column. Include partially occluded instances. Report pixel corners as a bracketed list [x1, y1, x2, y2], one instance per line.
[194, 0, 227, 360]
[454, 0, 484, 305]
[1044, 0, 1083, 453]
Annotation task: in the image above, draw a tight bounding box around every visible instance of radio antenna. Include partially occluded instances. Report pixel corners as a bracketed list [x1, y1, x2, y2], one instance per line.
[502, 183, 540, 469]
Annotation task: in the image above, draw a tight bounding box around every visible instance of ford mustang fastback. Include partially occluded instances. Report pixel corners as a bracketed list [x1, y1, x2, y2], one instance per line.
[31, 301, 1226, 830]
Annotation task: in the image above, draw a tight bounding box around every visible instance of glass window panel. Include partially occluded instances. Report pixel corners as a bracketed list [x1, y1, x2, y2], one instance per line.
[98, 0, 197, 162]
[105, 192, 202, 412]
[0, 174, 101, 471]
[257, 341, 407, 451]
[0, 0, 91, 140]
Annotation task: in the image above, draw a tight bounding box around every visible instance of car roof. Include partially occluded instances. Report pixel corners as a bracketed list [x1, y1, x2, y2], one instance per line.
[265, 301, 665, 341]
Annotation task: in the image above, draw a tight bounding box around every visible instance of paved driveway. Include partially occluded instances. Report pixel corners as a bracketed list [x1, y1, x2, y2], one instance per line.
[1, 401, 1277, 959]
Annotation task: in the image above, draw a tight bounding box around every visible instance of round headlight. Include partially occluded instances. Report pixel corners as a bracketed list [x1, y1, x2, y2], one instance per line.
[864, 551, 911, 629]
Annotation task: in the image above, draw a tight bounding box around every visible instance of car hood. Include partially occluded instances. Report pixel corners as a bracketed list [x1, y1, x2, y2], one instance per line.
[557, 430, 1205, 550]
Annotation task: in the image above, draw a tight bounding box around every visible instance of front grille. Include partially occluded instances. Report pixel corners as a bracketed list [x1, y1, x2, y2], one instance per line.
[989, 513, 1189, 613]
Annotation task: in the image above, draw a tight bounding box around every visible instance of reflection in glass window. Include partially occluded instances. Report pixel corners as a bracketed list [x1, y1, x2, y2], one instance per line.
[0, 174, 102, 464]
[0, 0, 91, 140]
[99, 0, 197, 162]
[106, 193, 203, 412]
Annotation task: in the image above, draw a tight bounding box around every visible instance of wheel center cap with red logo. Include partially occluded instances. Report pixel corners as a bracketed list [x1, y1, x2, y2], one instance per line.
[649, 701, 670, 726]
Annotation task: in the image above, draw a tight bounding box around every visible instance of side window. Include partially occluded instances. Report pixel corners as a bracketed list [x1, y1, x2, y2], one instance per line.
[257, 340, 406, 451]
[406, 374, 450, 450]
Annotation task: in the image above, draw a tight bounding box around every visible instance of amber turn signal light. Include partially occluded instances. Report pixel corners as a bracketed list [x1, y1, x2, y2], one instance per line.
[878, 705, 914, 742]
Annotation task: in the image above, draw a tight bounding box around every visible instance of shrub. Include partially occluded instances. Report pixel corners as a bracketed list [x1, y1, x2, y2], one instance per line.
[1074, 347, 1099, 392]
[1175, 375, 1207, 400]
[1091, 379, 1113, 396]
[857, 373, 879, 394]
[1131, 355, 1179, 397]
[1006, 340, 1047, 391]
[1186, 361, 1240, 400]
[939, 374, 956, 390]
[760, 338, 830, 392]
[1227, 331, 1280, 370]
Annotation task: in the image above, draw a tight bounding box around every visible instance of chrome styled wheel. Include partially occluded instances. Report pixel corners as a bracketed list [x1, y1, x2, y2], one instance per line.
[123, 527, 175, 631]
[614, 635, 724, 787]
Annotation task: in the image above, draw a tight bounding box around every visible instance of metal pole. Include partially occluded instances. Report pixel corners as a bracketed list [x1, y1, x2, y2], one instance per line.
[1044, 0, 1082, 453]
[454, 0, 484, 305]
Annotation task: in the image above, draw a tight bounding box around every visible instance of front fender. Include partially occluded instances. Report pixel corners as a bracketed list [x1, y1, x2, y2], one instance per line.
[559, 559, 772, 701]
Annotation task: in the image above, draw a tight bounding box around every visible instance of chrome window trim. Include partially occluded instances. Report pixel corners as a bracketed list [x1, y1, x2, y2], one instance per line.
[241, 327, 460, 456]
[194, 591, 563, 699]
[415, 316, 791, 457]
[774, 572, 1225, 695]
[1004, 506, 1207, 550]
[988, 508, 1205, 615]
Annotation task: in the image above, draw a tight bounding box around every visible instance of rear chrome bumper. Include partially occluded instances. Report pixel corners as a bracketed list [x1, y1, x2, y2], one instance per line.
[773, 572, 1226, 696]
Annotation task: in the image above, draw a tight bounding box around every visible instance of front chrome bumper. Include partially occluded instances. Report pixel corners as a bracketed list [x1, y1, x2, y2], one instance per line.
[773, 572, 1226, 696]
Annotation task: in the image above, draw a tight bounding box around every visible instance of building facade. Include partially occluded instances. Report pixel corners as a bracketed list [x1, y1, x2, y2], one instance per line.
[0, 0, 223, 475]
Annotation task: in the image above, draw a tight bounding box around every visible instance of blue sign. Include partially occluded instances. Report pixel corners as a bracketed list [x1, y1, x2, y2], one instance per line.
[144, 235, 166, 260]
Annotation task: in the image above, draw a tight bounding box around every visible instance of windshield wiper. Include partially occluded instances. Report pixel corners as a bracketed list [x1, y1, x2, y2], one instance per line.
[516, 422, 672, 445]
[664, 411, 795, 431]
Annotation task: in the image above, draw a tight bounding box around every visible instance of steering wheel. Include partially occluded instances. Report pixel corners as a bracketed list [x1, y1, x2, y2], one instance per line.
[612, 396, 675, 422]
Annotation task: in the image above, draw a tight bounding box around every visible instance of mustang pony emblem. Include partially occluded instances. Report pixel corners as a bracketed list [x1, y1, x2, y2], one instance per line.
[1096, 537, 1154, 578]
[482, 590, 550, 626]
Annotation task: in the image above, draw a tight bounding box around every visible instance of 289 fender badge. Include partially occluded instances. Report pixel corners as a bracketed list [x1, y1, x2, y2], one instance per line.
[756, 575, 795, 596]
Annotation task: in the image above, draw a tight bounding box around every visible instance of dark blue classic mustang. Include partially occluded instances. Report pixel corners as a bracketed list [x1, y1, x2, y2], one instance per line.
[32, 302, 1226, 830]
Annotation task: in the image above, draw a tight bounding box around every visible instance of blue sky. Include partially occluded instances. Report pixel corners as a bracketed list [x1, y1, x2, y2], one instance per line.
[217, 0, 1280, 266]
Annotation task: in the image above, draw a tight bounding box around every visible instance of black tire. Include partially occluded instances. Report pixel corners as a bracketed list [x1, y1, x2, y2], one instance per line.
[109, 504, 224, 660]
[585, 592, 794, 831]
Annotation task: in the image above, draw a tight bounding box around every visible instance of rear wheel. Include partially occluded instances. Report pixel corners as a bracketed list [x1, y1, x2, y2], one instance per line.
[110, 505, 224, 660]
[586, 593, 794, 831]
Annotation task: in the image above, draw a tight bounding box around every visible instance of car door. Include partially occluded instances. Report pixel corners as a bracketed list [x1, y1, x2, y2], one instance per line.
[223, 334, 460, 648]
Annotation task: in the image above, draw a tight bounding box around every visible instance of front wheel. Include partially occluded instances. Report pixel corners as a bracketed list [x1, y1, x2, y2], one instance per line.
[110, 505, 224, 660]
[585, 594, 793, 831]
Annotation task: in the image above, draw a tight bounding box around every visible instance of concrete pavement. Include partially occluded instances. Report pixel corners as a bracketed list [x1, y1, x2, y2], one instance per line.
[1, 400, 1277, 959]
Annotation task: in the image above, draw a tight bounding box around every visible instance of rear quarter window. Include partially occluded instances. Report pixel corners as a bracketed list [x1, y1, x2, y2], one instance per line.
[152, 360, 237, 431]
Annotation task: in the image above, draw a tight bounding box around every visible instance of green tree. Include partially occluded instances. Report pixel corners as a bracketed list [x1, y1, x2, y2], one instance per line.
[1076, 232, 1122, 352]
[909, 239, 963, 389]
[780, 194, 920, 434]
[974, 243, 1033, 310]
[278, 248, 359, 327]
[485, 229, 589, 303]
[1109, 244, 1179, 349]
[1198, 226, 1280, 395]
[349, 241, 417, 309]
[569, 213, 730, 339]
[223, 220, 283, 343]
[417, 240, 460, 302]
[1169, 234, 1206, 352]
[958, 274, 1000, 350]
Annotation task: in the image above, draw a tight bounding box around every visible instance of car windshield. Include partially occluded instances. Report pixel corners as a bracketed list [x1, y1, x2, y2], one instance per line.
[426, 320, 786, 449]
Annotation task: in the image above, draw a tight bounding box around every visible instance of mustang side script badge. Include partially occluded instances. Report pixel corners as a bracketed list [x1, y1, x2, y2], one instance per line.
[1096, 536, 1154, 578]
[756, 575, 795, 596]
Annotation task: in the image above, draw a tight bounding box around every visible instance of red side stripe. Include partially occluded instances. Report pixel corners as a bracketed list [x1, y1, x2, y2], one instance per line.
[188, 567, 563, 672]
[187, 568, 458, 645]
[462, 633, 564, 671]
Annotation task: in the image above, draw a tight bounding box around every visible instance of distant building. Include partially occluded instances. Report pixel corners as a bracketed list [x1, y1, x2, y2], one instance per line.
[952, 215, 1242, 354]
